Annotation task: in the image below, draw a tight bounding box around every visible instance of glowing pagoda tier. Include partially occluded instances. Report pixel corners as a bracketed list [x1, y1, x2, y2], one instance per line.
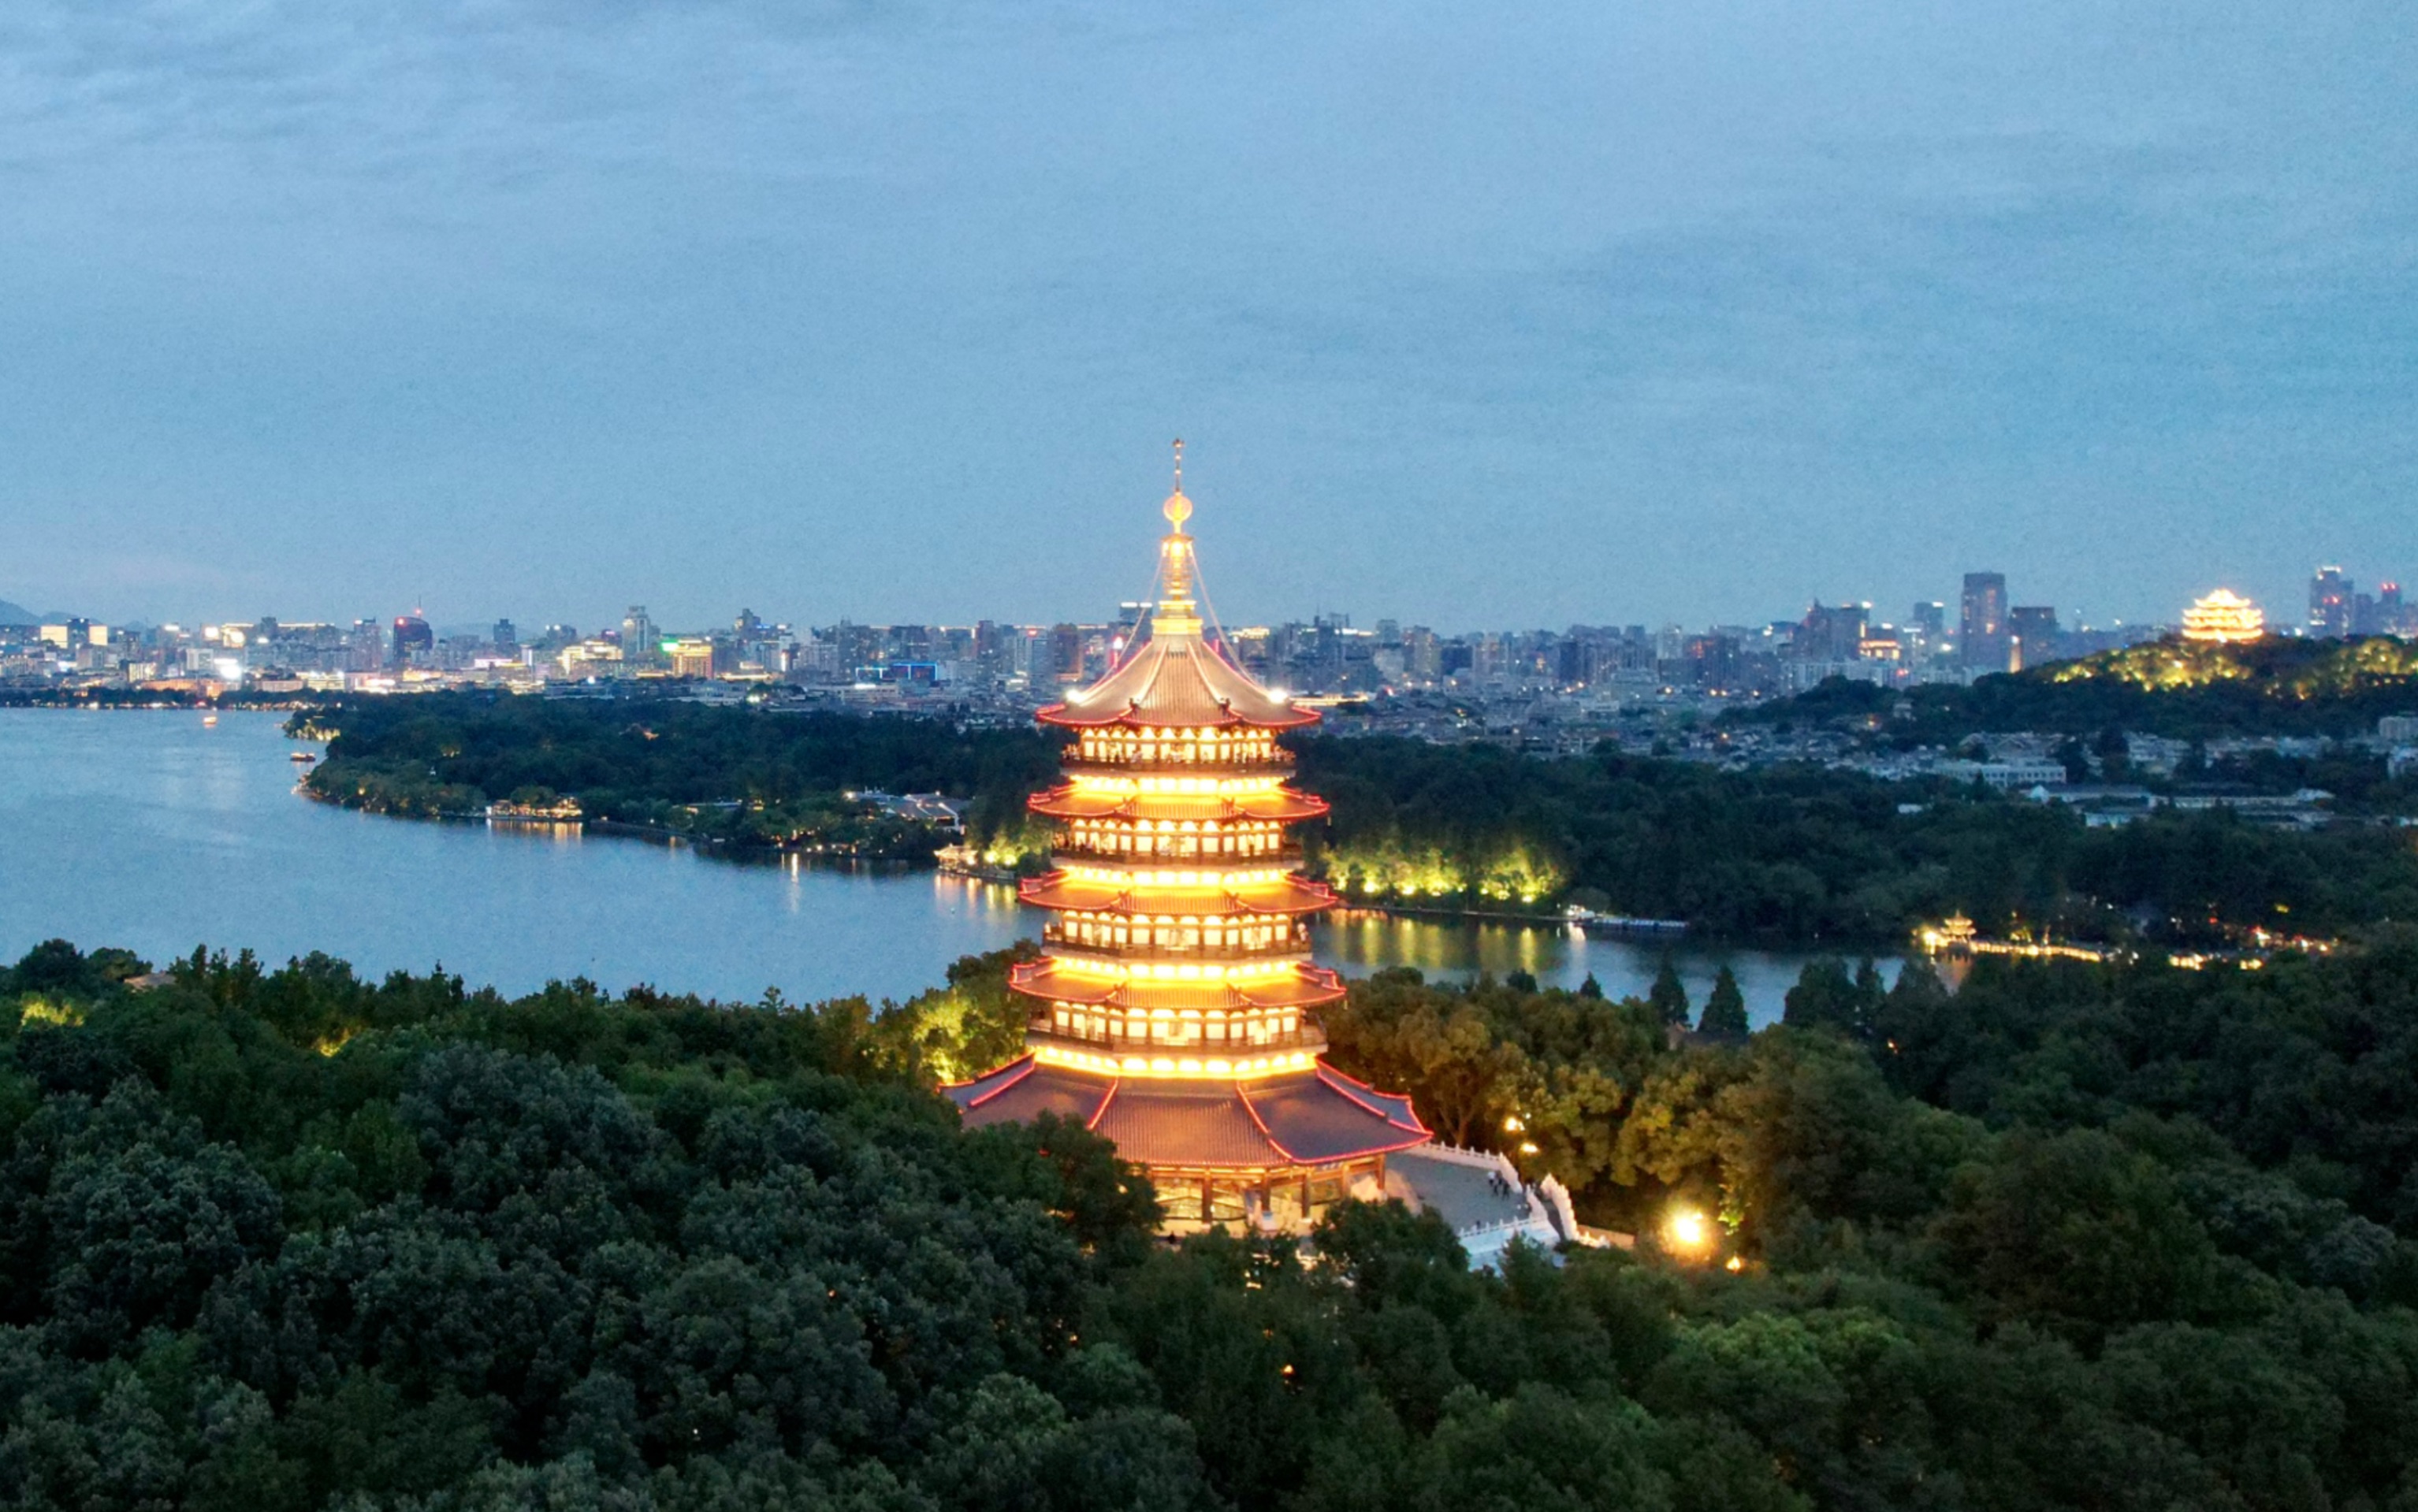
[948, 461, 1430, 1228]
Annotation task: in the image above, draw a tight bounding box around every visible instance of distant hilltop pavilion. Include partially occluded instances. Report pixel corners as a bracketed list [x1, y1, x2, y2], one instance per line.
[2182, 589, 2266, 645]
[951, 456, 1566, 1250]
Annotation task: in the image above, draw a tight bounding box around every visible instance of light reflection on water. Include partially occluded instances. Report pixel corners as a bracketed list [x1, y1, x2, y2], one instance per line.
[907, 872, 1883, 1030]
[0, 711, 1879, 1025]
[1312, 912, 1880, 1028]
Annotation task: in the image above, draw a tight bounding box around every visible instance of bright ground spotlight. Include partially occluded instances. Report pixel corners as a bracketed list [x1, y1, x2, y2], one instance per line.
[1665, 1205, 1715, 1258]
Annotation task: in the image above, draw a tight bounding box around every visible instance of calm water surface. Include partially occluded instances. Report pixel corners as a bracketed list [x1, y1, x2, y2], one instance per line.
[0, 711, 1861, 1023]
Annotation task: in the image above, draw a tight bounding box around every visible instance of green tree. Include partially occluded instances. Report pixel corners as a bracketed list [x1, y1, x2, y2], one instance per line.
[1781, 958, 1867, 1042]
[1697, 968, 1749, 1043]
[1934, 1129, 2219, 1341]
[1648, 958, 1691, 1027]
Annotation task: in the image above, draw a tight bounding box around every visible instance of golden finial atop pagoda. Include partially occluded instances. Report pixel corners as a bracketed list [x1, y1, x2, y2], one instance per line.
[1163, 439, 1192, 530]
[1155, 439, 1202, 632]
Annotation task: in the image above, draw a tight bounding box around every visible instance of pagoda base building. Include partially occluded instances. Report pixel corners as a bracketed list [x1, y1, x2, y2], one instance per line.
[947, 1058, 1430, 1228]
[947, 460, 1438, 1231]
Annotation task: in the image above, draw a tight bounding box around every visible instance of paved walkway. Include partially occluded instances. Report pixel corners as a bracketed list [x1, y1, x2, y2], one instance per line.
[1389, 1148, 1531, 1232]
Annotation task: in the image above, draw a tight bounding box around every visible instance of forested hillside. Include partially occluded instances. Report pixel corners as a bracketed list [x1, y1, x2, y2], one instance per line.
[6, 937, 2418, 1510]
[1739, 633, 2418, 739]
[297, 693, 1058, 860]
[1294, 736, 2418, 945]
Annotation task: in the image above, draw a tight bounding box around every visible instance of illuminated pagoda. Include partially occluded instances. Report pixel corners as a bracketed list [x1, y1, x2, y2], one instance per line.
[2182, 589, 2266, 644]
[947, 452, 1431, 1230]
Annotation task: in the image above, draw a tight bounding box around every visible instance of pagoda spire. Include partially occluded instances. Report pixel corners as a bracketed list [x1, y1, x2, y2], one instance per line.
[1157, 438, 1201, 637]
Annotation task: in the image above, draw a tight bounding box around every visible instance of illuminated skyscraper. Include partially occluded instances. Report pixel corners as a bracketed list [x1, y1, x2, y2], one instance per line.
[623, 607, 658, 666]
[2008, 606, 2060, 670]
[1960, 572, 2009, 671]
[2309, 567, 2352, 637]
[390, 615, 433, 668]
[948, 460, 1430, 1230]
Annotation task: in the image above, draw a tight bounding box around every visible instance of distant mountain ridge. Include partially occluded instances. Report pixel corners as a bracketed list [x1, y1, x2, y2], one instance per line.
[0, 600, 39, 627]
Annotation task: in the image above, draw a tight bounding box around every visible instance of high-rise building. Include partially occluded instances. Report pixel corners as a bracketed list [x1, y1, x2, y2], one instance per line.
[1115, 600, 1151, 656]
[1898, 601, 1946, 666]
[1797, 601, 1869, 663]
[348, 620, 385, 672]
[973, 620, 1012, 678]
[1960, 573, 2009, 671]
[492, 619, 518, 653]
[622, 607, 657, 665]
[2008, 606, 2061, 671]
[947, 476, 1432, 1230]
[2309, 567, 2352, 637]
[390, 615, 433, 668]
[824, 621, 880, 678]
[1046, 622, 1085, 684]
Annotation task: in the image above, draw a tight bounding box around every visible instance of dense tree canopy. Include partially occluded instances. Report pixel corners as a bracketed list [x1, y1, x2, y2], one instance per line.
[1321, 939, 2418, 1510]
[6, 934, 2418, 1509]
[296, 693, 2418, 945]
[1295, 735, 2418, 945]
[1738, 634, 2418, 740]
[296, 693, 1060, 860]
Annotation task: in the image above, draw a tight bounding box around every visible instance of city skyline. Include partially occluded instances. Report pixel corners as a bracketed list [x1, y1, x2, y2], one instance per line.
[5, 2, 2414, 630]
[2, 548, 2403, 648]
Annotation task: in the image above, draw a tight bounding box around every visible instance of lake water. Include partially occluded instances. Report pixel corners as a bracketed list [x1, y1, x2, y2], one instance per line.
[0, 710, 1865, 1025]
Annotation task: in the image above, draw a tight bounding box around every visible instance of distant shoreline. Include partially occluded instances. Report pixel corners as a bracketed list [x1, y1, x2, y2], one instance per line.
[297, 782, 939, 871]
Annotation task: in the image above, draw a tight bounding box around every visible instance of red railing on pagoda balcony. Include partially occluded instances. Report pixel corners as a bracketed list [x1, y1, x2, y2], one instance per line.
[1040, 925, 1311, 960]
[1047, 838, 1305, 867]
[1058, 749, 1295, 778]
[1016, 871, 1341, 916]
[1027, 1020, 1329, 1054]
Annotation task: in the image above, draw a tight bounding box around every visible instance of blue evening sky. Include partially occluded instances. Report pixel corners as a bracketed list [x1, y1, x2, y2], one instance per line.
[2, 0, 2412, 633]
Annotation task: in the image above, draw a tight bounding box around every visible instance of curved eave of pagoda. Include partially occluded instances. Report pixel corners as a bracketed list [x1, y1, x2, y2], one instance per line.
[1028, 784, 1330, 823]
[1039, 699, 1320, 732]
[1018, 871, 1337, 917]
[1036, 631, 1321, 731]
[1008, 959, 1347, 1012]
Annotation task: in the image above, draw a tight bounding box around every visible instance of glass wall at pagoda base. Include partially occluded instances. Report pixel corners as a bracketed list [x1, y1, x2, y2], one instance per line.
[1155, 1157, 1396, 1231]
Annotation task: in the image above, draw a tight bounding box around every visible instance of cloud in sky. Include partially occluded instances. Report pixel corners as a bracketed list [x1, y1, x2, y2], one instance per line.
[1, 0, 2412, 631]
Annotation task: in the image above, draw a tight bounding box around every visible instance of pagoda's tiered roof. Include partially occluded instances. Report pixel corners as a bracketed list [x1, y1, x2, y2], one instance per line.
[1007, 958, 1345, 1012]
[1020, 871, 1337, 917]
[1029, 786, 1329, 823]
[947, 1059, 1430, 1171]
[1040, 633, 1316, 731]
